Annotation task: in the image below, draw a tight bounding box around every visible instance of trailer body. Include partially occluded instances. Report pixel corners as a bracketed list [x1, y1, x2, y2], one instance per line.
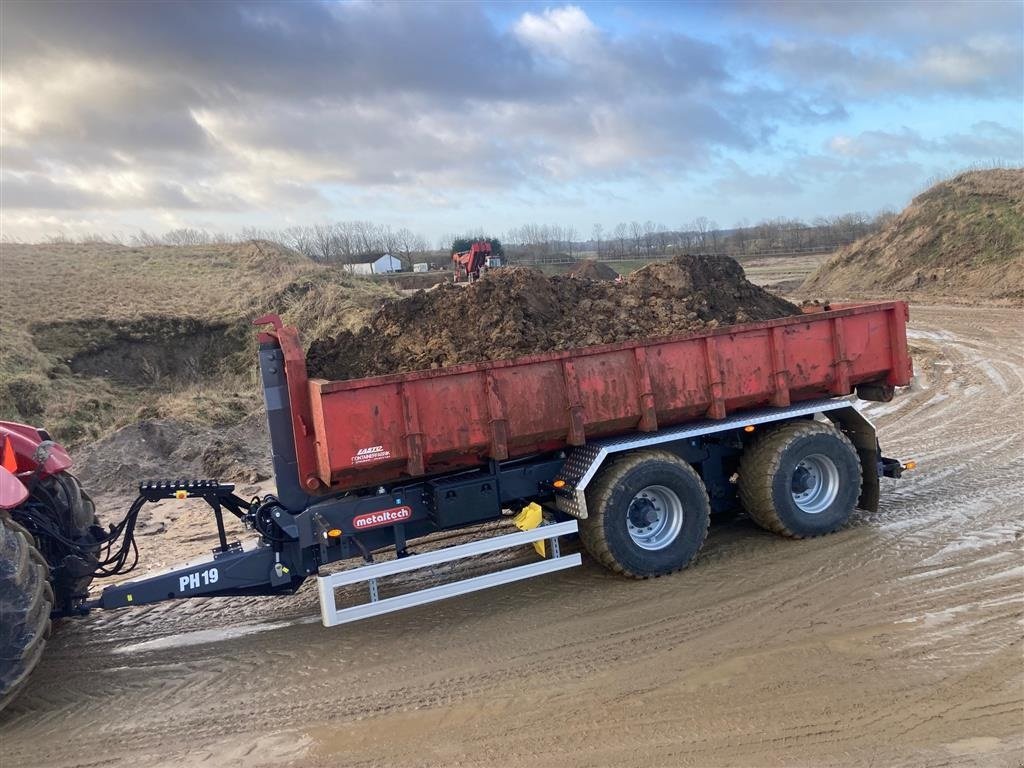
[97, 301, 913, 621]
[271, 302, 911, 496]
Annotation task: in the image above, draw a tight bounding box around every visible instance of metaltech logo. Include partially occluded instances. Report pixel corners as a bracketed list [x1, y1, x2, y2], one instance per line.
[352, 506, 412, 530]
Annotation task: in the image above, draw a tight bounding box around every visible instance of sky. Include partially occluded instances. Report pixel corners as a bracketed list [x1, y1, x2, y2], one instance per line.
[1, 0, 1022, 244]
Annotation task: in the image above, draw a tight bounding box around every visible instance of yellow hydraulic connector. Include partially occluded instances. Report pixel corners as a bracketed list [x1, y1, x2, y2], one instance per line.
[513, 502, 547, 558]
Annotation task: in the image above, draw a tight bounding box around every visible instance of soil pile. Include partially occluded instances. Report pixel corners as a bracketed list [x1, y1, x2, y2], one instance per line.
[306, 254, 800, 380]
[74, 414, 273, 495]
[569, 259, 619, 280]
[803, 168, 1024, 301]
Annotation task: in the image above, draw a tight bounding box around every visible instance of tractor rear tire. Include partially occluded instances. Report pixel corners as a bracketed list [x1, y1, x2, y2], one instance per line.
[580, 450, 710, 578]
[738, 420, 861, 538]
[32, 472, 101, 611]
[0, 513, 53, 711]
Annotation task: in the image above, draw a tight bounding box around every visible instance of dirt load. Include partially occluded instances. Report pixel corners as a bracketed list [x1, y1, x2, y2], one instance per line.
[307, 254, 799, 380]
[568, 259, 619, 280]
[803, 168, 1024, 301]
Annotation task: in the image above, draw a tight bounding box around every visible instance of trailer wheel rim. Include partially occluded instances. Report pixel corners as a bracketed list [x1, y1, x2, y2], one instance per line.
[626, 485, 684, 550]
[790, 453, 840, 514]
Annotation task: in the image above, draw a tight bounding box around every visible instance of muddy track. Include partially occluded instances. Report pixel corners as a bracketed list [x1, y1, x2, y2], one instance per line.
[3, 306, 1022, 768]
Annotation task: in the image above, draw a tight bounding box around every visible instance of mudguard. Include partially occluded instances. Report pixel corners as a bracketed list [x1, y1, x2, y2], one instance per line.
[0, 421, 73, 479]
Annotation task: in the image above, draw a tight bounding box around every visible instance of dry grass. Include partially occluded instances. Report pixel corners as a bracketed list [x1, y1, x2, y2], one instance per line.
[803, 168, 1024, 301]
[0, 240, 397, 445]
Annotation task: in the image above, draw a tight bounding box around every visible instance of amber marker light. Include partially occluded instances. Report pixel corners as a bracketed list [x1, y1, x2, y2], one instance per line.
[327, 528, 343, 538]
[744, 425, 756, 432]
[552, 479, 566, 488]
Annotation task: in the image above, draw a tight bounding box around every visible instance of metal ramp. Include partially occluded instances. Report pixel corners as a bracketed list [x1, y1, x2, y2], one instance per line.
[317, 520, 581, 627]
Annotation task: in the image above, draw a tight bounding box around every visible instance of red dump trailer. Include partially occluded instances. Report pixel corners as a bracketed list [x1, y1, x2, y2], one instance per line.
[271, 301, 912, 494]
[84, 301, 913, 629]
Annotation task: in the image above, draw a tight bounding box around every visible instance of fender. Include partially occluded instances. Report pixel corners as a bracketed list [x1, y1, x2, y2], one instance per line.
[0, 420, 73, 479]
[0, 466, 29, 509]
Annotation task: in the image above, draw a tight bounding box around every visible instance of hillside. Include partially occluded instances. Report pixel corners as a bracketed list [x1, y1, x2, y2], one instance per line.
[0, 241, 396, 446]
[803, 169, 1024, 301]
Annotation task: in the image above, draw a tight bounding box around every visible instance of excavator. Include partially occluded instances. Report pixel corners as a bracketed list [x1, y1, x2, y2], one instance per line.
[451, 240, 494, 282]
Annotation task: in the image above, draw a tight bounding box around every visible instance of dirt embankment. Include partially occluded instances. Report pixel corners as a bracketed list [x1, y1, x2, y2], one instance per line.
[803, 168, 1024, 302]
[568, 259, 619, 280]
[307, 254, 800, 380]
[0, 240, 397, 446]
[73, 415, 273, 497]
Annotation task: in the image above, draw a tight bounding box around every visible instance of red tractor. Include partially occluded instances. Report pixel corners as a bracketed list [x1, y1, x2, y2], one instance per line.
[452, 240, 492, 282]
[0, 421, 102, 708]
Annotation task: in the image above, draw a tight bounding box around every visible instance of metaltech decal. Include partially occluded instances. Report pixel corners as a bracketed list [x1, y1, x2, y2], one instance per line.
[352, 506, 412, 530]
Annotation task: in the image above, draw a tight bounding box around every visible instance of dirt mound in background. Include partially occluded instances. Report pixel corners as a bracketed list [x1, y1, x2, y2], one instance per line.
[803, 169, 1024, 301]
[569, 259, 619, 280]
[307, 254, 800, 380]
[74, 414, 272, 496]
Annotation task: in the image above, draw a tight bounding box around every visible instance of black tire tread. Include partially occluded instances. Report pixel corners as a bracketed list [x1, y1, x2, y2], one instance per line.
[580, 449, 710, 579]
[738, 420, 857, 539]
[0, 513, 53, 711]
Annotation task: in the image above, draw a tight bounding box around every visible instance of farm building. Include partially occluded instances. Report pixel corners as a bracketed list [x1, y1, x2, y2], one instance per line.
[343, 253, 403, 275]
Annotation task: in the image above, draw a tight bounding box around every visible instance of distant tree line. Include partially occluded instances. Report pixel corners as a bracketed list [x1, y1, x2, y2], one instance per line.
[505, 212, 895, 263]
[12, 209, 896, 267]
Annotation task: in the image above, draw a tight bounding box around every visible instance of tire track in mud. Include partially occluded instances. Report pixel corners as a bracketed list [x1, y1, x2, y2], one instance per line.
[3, 305, 1023, 768]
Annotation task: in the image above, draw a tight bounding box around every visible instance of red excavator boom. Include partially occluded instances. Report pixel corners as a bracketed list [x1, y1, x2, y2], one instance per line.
[452, 240, 492, 282]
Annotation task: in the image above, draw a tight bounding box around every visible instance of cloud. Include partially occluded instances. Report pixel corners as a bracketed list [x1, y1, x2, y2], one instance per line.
[729, 0, 1023, 44]
[939, 121, 1024, 160]
[1, 0, 838, 223]
[825, 122, 1023, 162]
[0, 1, 1020, 239]
[514, 6, 598, 53]
[751, 36, 1022, 99]
[708, 162, 803, 198]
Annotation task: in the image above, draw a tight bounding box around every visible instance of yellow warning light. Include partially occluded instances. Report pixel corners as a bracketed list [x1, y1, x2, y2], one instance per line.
[904, 461, 917, 471]
[174, 490, 188, 499]
[127, 594, 133, 602]
[552, 479, 566, 489]
[327, 528, 343, 538]
[744, 425, 756, 433]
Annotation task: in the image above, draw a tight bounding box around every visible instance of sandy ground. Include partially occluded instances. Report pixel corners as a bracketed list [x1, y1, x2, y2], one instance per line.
[2, 303, 1022, 768]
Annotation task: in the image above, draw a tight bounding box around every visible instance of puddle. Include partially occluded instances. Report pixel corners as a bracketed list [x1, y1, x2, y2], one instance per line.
[114, 616, 319, 654]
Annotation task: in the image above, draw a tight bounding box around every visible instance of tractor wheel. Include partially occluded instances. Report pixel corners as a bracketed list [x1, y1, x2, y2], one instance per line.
[738, 420, 861, 538]
[27, 472, 102, 612]
[0, 513, 53, 711]
[580, 450, 710, 578]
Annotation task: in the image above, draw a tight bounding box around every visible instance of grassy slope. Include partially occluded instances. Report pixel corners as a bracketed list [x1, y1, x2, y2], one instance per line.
[0, 241, 396, 445]
[802, 169, 1024, 301]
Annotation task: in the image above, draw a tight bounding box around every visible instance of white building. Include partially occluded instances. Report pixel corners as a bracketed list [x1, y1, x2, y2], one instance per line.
[343, 253, 403, 275]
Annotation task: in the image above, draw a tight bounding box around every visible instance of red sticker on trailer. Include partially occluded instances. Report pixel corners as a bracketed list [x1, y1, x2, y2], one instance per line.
[352, 506, 413, 530]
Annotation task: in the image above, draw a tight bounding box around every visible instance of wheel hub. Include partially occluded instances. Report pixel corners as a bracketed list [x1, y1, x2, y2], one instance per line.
[627, 497, 658, 528]
[626, 485, 684, 551]
[790, 453, 841, 514]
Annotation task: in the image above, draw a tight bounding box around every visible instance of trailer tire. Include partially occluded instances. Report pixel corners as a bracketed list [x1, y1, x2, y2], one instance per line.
[580, 450, 710, 578]
[0, 513, 53, 711]
[738, 420, 861, 538]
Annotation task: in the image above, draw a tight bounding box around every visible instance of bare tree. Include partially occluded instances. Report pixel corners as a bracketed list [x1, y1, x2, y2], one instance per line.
[613, 222, 628, 258]
[692, 217, 711, 251]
